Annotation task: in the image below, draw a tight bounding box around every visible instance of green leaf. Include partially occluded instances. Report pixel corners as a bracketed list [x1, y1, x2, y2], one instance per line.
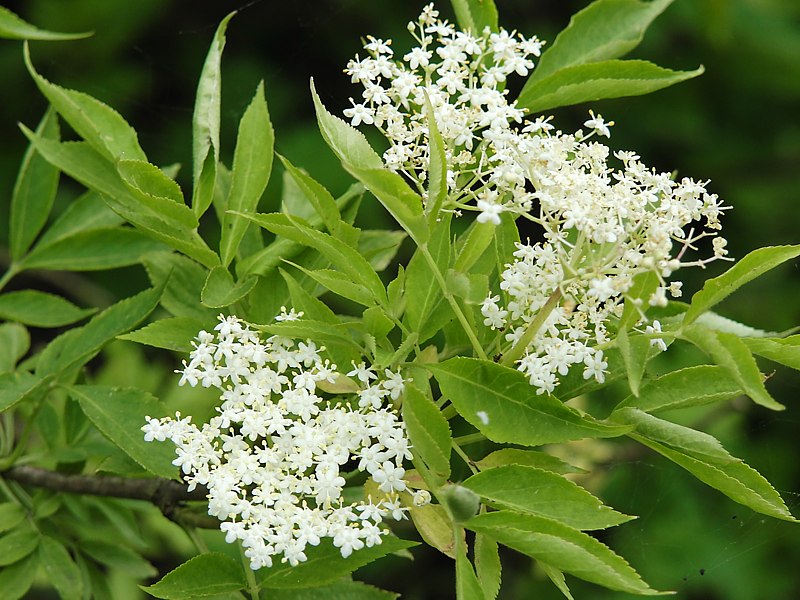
[402, 385, 452, 487]
[118, 317, 207, 353]
[0, 372, 45, 413]
[24, 45, 145, 162]
[0, 503, 26, 533]
[117, 159, 198, 229]
[68, 385, 177, 479]
[626, 420, 796, 522]
[38, 536, 83, 600]
[241, 213, 386, 305]
[80, 539, 157, 579]
[539, 562, 576, 600]
[201, 266, 257, 308]
[476, 449, 584, 475]
[0, 525, 40, 566]
[142, 251, 215, 320]
[9, 108, 60, 260]
[744, 335, 800, 371]
[466, 511, 660, 595]
[530, 0, 674, 82]
[0, 290, 94, 328]
[361, 234, 406, 274]
[612, 364, 742, 414]
[0, 6, 91, 40]
[423, 93, 447, 224]
[192, 13, 235, 217]
[450, 0, 498, 34]
[454, 221, 496, 274]
[36, 285, 162, 378]
[0, 553, 39, 600]
[0, 323, 30, 373]
[221, 81, 274, 266]
[20, 228, 164, 272]
[456, 542, 486, 600]
[267, 580, 398, 600]
[464, 465, 633, 530]
[259, 320, 363, 356]
[474, 534, 501, 600]
[682, 327, 784, 411]
[143, 553, 245, 599]
[409, 503, 457, 558]
[35, 191, 123, 249]
[616, 330, 650, 396]
[430, 358, 630, 446]
[280, 269, 338, 323]
[258, 537, 417, 589]
[517, 60, 703, 114]
[291, 265, 375, 308]
[405, 215, 451, 342]
[683, 245, 800, 327]
[279, 155, 343, 241]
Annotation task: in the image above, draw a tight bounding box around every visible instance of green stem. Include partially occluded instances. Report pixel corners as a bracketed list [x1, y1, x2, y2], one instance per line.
[501, 289, 562, 367]
[452, 441, 478, 475]
[0, 265, 18, 294]
[184, 526, 209, 554]
[419, 244, 488, 361]
[453, 433, 485, 446]
[240, 541, 260, 600]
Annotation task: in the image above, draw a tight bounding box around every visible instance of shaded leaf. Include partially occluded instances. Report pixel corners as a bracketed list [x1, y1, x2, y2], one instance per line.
[0, 290, 93, 327]
[142, 251, 215, 321]
[39, 536, 83, 600]
[0, 503, 26, 533]
[143, 553, 245, 599]
[80, 539, 157, 579]
[402, 385, 452, 487]
[35, 191, 123, 249]
[266, 580, 398, 600]
[474, 534, 501, 600]
[451, 0, 498, 34]
[119, 317, 208, 353]
[409, 503, 457, 559]
[0, 6, 91, 40]
[476, 449, 584, 475]
[0, 323, 30, 373]
[0, 524, 40, 566]
[456, 541, 486, 600]
[0, 372, 45, 413]
[0, 553, 39, 600]
[201, 267, 257, 308]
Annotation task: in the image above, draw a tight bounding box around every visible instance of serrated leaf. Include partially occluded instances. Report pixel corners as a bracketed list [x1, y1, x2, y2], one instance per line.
[451, 0, 498, 34]
[402, 385, 451, 487]
[0, 323, 30, 373]
[36, 285, 162, 378]
[466, 511, 661, 595]
[682, 327, 783, 411]
[0, 6, 91, 40]
[192, 13, 235, 217]
[35, 191, 124, 249]
[10, 108, 60, 260]
[358, 230, 407, 272]
[266, 580, 398, 600]
[430, 358, 630, 446]
[118, 317, 207, 353]
[0, 372, 45, 413]
[456, 542, 486, 600]
[474, 534, 501, 600]
[0, 553, 38, 600]
[464, 465, 634, 530]
[539, 562, 576, 600]
[279, 155, 342, 241]
[518, 59, 703, 114]
[0, 524, 40, 566]
[258, 320, 363, 357]
[221, 81, 274, 266]
[683, 245, 800, 327]
[616, 329, 650, 396]
[117, 159, 197, 229]
[20, 228, 164, 272]
[0, 290, 94, 327]
[142, 251, 215, 320]
[201, 266, 257, 308]
[257, 537, 417, 589]
[409, 502, 457, 558]
[143, 553, 245, 599]
[695, 311, 777, 338]
[39, 536, 83, 600]
[25, 44, 145, 161]
[405, 215, 451, 343]
[744, 335, 800, 371]
[530, 0, 674, 82]
[280, 269, 338, 323]
[454, 221, 496, 274]
[612, 364, 742, 414]
[423, 92, 447, 223]
[68, 385, 177, 479]
[476, 449, 584, 474]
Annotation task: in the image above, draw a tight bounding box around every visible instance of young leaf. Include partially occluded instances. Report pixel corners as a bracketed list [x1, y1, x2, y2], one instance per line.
[143, 553, 245, 599]
[451, 0, 499, 34]
[118, 317, 208, 353]
[0, 323, 30, 373]
[744, 335, 800, 371]
[612, 364, 742, 414]
[402, 385, 452, 487]
[24, 45, 146, 162]
[456, 541, 486, 600]
[201, 266, 257, 308]
[517, 60, 703, 114]
[10, 108, 60, 260]
[192, 13, 235, 217]
[474, 534, 502, 600]
[466, 511, 661, 595]
[20, 228, 164, 272]
[257, 537, 417, 589]
[36, 285, 162, 378]
[117, 159, 198, 229]
[682, 245, 800, 327]
[464, 465, 634, 530]
[0, 6, 91, 40]
[476, 449, 584, 475]
[430, 358, 630, 446]
[530, 0, 674, 82]
[220, 81, 274, 266]
[0, 290, 94, 328]
[682, 327, 784, 411]
[38, 536, 83, 600]
[68, 385, 178, 479]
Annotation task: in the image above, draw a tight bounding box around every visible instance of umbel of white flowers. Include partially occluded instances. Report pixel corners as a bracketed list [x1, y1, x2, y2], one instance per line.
[143, 314, 428, 570]
[345, 4, 730, 394]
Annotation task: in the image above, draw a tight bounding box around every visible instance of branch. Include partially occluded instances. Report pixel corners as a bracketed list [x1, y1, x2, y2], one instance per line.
[2, 466, 218, 528]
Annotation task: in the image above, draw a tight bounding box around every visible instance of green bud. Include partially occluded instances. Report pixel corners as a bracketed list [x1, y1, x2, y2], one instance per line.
[441, 484, 480, 523]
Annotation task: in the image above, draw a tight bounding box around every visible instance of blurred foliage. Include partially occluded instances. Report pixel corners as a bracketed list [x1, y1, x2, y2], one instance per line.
[1, 0, 798, 598]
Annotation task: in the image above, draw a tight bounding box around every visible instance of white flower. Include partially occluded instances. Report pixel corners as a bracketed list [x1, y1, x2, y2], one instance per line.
[583, 110, 613, 138]
[343, 98, 375, 127]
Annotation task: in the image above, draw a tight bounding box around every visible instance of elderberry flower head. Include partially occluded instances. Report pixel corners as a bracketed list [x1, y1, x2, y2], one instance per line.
[143, 314, 424, 570]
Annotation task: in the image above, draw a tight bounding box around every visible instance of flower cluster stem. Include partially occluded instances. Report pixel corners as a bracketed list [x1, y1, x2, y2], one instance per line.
[501, 289, 562, 366]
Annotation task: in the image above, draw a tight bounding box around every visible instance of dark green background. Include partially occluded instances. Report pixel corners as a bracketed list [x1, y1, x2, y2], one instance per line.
[1, 1, 798, 598]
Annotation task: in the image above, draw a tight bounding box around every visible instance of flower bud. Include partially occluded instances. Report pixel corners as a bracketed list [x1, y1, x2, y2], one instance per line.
[441, 484, 480, 523]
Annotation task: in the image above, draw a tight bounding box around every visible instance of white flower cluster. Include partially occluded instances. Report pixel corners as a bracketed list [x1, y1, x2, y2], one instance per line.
[143, 315, 426, 570]
[345, 6, 730, 395]
[344, 3, 543, 223]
